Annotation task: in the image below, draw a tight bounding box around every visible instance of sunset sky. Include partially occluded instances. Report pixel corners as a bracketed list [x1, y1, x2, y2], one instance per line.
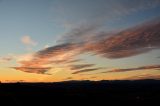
[0, 0, 160, 82]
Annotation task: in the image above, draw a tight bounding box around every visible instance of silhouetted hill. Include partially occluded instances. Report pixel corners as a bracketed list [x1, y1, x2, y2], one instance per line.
[0, 80, 160, 105]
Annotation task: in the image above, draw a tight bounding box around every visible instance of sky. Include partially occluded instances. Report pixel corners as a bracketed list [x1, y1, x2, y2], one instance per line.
[0, 0, 160, 82]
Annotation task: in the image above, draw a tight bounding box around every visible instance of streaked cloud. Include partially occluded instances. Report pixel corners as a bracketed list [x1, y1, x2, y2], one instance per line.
[70, 64, 94, 70]
[64, 77, 73, 80]
[12, 43, 82, 74]
[12, 67, 51, 74]
[124, 74, 160, 80]
[13, 18, 160, 75]
[0, 0, 160, 83]
[102, 65, 160, 73]
[0, 56, 13, 63]
[84, 19, 160, 58]
[66, 59, 82, 63]
[11, 0, 160, 75]
[57, 18, 160, 60]
[72, 68, 103, 74]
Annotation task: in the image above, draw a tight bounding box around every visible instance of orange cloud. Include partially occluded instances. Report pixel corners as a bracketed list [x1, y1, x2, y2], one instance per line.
[12, 43, 83, 74]
[13, 18, 160, 75]
[12, 67, 51, 74]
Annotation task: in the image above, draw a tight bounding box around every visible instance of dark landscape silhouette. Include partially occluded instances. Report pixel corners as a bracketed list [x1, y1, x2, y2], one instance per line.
[0, 80, 160, 105]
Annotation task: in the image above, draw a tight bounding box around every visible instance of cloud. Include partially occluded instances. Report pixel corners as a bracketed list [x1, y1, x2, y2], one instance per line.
[12, 43, 83, 74]
[12, 67, 51, 74]
[0, 56, 13, 63]
[58, 24, 101, 44]
[124, 74, 160, 80]
[16, 53, 34, 62]
[55, 0, 160, 46]
[13, 18, 160, 75]
[44, 45, 50, 49]
[66, 59, 82, 63]
[0, 53, 36, 64]
[21, 35, 37, 46]
[70, 64, 94, 70]
[84, 19, 160, 58]
[57, 18, 160, 60]
[64, 77, 73, 80]
[102, 65, 160, 73]
[72, 68, 103, 74]
[33, 43, 83, 66]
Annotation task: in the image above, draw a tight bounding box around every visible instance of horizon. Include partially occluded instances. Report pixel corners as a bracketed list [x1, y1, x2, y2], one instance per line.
[0, 0, 160, 82]
[1, 79, 160, 83]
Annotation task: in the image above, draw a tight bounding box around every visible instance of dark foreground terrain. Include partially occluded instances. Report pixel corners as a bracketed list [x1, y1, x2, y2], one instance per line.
[0, 80, 160, 105]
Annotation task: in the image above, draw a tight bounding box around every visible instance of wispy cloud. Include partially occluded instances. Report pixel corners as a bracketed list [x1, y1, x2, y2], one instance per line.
[64, 77, 73, 80]
[70, 64, 95, 70]
[0, 56, 13, 63]
[124, 74, 160, 80]
[12, 67, 51, 74]
[13, 18, 160, 75]
[12, 43, 82, 74]
[72, 68, 103, 74]
[11, 0, 160, 75]
[102, 65, 160, 73]
[0, 53, 36, 64]
[84, 19, 160, 58]
[56, 18, 160, 60]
